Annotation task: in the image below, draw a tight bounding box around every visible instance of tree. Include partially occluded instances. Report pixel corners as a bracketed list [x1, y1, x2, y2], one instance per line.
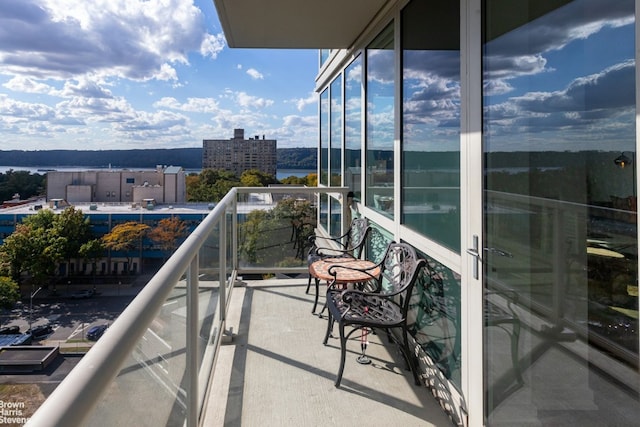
[148, 217, 187, 256]
[79, 239, 106, 287]
[53, 206, 92, 273]
[0, 170, 46, 202]
[240, 169, 277, 187]
[102, 222, 150, 273]
[0, 221, 65, 287]
[187, 169, 241, 202]
[0, 276, 19, 327]
[279, 173, 318, 187]
[0, 224, 32, 282]
[0, 276, 19, 310]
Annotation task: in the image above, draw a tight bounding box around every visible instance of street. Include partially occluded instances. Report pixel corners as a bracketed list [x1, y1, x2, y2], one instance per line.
[0, 286, 140, 343]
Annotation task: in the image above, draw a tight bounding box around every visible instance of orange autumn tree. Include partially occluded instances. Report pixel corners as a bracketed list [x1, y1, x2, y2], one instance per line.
[102, 222, 150, 273]
[148, 217, 188, 257]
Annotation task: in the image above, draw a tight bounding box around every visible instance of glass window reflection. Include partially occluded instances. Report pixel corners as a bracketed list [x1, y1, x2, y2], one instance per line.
[330, 77, 342, 186]
[345, 57, 363, 200]
[366, 23, 395, 217]
[483, 1, 638, 424]
[401, 0, 460, 252]
[320, 89, 329, 186]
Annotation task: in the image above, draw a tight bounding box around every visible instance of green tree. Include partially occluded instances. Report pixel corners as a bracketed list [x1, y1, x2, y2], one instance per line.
[279, 173, 317, 187]
[102, 222, 150, 273]
[238, 209, 273, 264]
[79, 239, 106, 288]
[0, 170, 46, 202]
[279, 175, 307, 185]
[240, 169, 277, 187]
[0, 224, 32, 282]
[0, 276, 19, 326]
[187, 169, 241, 202]
[1, 221, 65, 287]
[53, 206, 92, 273]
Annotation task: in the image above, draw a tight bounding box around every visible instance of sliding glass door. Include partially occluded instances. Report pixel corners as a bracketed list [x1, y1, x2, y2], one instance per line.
[483, 0, 639, 424]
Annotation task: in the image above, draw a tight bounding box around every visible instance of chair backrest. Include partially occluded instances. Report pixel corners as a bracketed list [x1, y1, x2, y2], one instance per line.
[345, 217, 370, 258]
[378, 243, 426, 304]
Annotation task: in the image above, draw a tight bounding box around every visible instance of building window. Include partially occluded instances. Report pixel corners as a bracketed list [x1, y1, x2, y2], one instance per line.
[330, 76, 342, 186]
[320, 88, 329, 186]
[345, 56, 363, 201]
[401, 0, 460, 252]
[366, 22, 395, 217]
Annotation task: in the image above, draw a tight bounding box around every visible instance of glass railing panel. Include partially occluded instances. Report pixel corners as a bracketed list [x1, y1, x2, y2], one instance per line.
[236, 191, 317, 269]
[198, 223, 222, 364]
[85, 284, 190, 425]
[27, 187, 348, 426]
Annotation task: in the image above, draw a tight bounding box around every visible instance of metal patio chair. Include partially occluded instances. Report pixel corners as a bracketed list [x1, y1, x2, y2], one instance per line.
[322, 242, 426, 387]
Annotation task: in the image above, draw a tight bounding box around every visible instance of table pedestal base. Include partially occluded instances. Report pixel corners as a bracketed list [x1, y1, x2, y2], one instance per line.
[356, 355, 372, 365]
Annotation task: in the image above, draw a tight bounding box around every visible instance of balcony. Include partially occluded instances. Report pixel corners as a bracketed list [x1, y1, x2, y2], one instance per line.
[25, 187, 453, 427]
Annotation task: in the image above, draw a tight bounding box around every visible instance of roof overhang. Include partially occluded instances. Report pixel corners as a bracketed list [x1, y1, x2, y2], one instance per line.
[212, 0, 388, 48]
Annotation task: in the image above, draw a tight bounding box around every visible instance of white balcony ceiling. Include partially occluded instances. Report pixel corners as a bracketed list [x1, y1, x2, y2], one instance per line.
[212, 0, 388, 48]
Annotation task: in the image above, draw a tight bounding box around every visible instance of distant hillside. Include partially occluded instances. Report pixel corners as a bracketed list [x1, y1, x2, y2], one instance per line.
[0, 147, 317, 170]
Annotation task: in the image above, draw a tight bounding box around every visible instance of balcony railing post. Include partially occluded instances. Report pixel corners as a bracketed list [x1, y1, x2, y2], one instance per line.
[232, 196, 238, 271]
[219, 209, 227, 326]
[186, 255, 199, 427]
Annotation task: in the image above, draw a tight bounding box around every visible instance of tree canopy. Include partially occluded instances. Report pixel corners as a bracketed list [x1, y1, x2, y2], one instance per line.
[102, 222, 150, 273]
[148, 217, 188, 253]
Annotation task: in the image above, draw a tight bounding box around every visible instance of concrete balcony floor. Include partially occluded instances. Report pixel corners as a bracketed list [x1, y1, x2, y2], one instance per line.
[205, 278, 454, 426]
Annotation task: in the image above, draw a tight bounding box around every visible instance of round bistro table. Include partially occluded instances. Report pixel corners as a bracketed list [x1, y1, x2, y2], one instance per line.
[308, 257, 380, 315]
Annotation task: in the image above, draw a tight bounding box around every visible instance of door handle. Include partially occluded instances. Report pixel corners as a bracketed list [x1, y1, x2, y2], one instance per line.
[466, 234, 480, 280]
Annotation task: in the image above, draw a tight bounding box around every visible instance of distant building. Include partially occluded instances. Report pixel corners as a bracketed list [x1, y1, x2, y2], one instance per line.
[202, 129, 277, 177]
[46, 165, 186, 205]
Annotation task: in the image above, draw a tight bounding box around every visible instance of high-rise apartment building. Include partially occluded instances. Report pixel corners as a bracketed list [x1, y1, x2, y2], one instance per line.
[202, 129, 277, 177]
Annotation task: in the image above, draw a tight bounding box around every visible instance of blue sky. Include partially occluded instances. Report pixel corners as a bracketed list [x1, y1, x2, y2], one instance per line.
[0, 0, 319, 151]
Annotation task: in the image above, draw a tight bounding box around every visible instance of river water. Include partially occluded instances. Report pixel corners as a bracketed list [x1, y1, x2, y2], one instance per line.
[0, 166, 314, 180]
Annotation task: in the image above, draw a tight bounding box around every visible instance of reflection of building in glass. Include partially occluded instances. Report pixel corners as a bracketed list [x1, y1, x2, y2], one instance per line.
[202, 128, 277, 177]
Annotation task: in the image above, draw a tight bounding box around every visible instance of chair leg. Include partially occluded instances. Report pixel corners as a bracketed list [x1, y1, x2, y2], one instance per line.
[401, 328, 421, 386]
[323, 311, 334, 345]
[335, 322, 347, 387]
[305, 275, 311, 294]
[311, 278, 320, 314]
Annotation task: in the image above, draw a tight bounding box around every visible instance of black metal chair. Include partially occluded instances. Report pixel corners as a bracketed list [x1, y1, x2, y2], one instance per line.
[306, 218, 371, 313]
[322, 242, 426, 387]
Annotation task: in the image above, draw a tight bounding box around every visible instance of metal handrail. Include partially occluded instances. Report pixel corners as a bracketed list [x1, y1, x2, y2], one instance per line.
[26, 188, 238, 426]
[26, 186, 348, 427]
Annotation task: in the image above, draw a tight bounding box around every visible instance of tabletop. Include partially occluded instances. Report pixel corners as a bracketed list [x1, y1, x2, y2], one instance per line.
[309, 257, 380, 283]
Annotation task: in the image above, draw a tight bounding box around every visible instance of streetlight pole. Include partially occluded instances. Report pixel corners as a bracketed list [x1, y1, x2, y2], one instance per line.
[29, 286, 42, 332]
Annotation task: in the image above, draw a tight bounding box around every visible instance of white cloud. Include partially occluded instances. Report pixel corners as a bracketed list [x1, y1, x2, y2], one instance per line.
[154, 96, 221, 113]
[225, 90, 274, 109]
[292, 93, 316, 111]
[0, 0, 217, 82]
[56, 77, 114, 99]
[200, 33, 226, 59]
[246, 68, 264, 80]
[0, 94, 56, 121]
[3, 76, 53, 94]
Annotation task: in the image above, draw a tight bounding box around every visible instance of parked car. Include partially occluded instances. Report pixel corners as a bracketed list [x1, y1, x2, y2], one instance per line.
[27, 324, 54, 340]
[70, 289, 94, 299]
[87, 324, 108, 341]
[0, 325, 20, 335]
[11, 333, 32, 346]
